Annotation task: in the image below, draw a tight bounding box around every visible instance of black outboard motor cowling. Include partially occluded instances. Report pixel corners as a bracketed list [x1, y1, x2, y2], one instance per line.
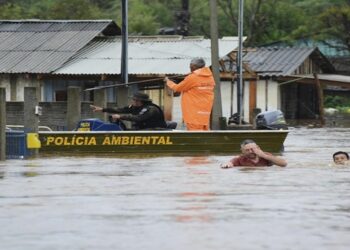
[255, 110, 288, 130]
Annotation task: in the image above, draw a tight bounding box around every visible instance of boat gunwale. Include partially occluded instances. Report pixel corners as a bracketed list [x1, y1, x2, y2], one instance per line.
[38, 130, 290, 135]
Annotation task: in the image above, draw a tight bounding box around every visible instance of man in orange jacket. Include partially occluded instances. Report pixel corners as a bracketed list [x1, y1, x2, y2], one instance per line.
[165, 58, 215, 130]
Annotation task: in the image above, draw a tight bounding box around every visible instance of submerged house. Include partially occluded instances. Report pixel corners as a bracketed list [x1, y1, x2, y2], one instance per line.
[0, 19, 239, 106]
[222, 47, 337, 123]
[262, 39, 350, 75]
[0, 20, 243, 128]
[2, 20, 346, 128]
[0, 20, 121, 101]
[51, 35, 241, 123]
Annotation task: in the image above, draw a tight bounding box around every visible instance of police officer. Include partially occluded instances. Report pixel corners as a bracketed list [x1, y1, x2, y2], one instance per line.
[90, 92, 167, 130]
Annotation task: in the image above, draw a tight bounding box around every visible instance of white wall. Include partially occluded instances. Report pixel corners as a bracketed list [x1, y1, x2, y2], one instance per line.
[256, 79, 280, 112]
[221, 79, 281, 123]
[0, 74, 43, 101]
[221, 81, 235, 119]
[220, 80, 250, 122]
[0, 75, 10, 101]
[172, 95, 185, 129]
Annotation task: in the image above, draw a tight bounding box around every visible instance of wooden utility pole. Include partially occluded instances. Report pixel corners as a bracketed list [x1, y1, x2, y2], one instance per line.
[163, 85, 173, 121]
[24, 87, 39, 157]
[0, 88, 6, 161]
[314, 73, 325, 126]
[249, 79, 257, 123]
[66, 86, 81, 130]
[210, 0, 223, 130]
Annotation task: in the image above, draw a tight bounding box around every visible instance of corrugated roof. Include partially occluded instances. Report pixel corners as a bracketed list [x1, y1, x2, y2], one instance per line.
[242, 47, 316, 76]
[54, 36, 241, 75]
[0, 20, 120, 73]
[236, 47, 335, 77]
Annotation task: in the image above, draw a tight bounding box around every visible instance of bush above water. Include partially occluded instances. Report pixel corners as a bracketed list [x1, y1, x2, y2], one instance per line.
[324, 95, 350, 115]
[324, 96, 349, 108]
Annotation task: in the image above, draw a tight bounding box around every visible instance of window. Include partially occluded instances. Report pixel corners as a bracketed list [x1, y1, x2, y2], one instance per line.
[55, 90, 67, 101]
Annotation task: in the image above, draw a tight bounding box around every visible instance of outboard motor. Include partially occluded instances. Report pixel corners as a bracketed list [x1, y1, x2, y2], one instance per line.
[76, 118, 124, 131]
[255, 110, 288, 130]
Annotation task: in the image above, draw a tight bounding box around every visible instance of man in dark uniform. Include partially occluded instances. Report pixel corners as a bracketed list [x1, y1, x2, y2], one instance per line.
[90, 92, 167, 130]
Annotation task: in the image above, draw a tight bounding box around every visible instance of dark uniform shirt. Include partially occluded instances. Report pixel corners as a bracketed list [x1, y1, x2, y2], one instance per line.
[103, 103, 167, 130]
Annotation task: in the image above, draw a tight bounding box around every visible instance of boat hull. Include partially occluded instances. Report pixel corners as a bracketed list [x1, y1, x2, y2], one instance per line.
[38, 130, 288, 156]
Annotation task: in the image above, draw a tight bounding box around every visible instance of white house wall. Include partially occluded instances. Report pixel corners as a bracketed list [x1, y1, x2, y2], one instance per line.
[220, 79, 281, 124]
[256, 79, 280, 112]
[14, 75, 43, 101]
[221, 81, 236, 119]
[0, 74, 10, 101]
[220, 80, 250, 122]
[0, 74, 43, 101]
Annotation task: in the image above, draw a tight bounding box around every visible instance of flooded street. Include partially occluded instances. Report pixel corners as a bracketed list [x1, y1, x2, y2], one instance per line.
[1, 128, 350, 250]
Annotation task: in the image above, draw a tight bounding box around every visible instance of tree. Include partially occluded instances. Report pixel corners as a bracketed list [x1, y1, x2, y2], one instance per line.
[0, 3, 29, 19]
[0, 0, 349, 54]
[41, 0, 103, 19]
[317, 4, 350, 51]
[0, 0, 105, 20]
[216, 0, 310, 46]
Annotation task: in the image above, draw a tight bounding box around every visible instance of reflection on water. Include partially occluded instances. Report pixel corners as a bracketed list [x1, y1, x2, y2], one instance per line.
[0, 128, 349, 250]
[175, 192, 216, 223]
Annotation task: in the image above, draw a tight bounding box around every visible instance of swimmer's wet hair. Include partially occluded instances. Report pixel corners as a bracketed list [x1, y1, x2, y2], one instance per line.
[333, 151, 349, 160]
[240, 139, 256, 147]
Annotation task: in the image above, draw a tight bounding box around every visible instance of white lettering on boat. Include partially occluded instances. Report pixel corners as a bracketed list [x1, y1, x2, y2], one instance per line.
[45, 136, 173, 146]
[46, 136, 97, 146]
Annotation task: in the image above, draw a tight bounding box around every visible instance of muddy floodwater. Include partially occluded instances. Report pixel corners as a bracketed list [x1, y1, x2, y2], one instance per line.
[0, 128, 350, 250]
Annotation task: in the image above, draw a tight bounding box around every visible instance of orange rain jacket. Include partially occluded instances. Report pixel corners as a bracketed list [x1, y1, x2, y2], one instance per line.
[166, 67, 215, 127]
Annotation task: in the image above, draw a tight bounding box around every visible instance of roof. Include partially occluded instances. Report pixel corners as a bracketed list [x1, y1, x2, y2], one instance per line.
[261, 39, 350, 58]
[0, 20, 120, 74]
[315, 74, 350, 83]
[54, 36, 242, 75]
[329, 56, 350, 74]
[240, 47, 335, 77]
[278, 74, 350, 90]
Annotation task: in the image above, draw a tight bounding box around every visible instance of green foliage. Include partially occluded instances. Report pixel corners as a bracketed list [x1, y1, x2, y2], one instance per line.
[259, 0, 308, 44]
[324, 95, 350, 108]
[0, 0, 349, 51]
[316, 5, 350, 50]
[128, 0, 160, 35]
[337, 106, 350, 114]
[49, 0, 103, 19]
[0, 3, 28, 19]
[0, 0, 104, 20]
[189, 0, 211, 36]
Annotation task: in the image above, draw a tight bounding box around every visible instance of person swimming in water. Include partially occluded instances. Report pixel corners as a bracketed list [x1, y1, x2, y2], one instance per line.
[332, 151, 350, 165]
[221, 139, 287, 168]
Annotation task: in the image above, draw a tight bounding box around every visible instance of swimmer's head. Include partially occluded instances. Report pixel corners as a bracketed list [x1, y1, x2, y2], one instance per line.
[333, 151, 349, 165]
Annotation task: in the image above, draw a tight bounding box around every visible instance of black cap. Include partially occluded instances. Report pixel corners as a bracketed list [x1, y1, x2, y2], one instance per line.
[132, 92, 152, 102]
